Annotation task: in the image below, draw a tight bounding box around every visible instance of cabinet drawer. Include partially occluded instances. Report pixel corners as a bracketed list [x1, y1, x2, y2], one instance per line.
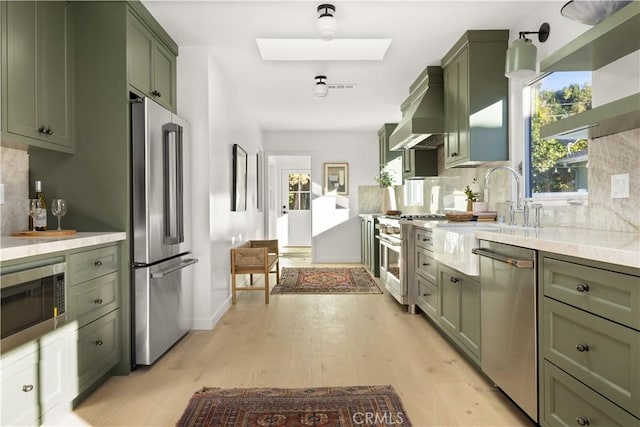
[543, 361, 639, 427]
[77, 310, 120, 392]
[69, 272, 119, 328]
[0, 344, 39, 426]
[416, 274, 438, 321]
[68, 245, 119, 285]
[543, 298, 640, 417]
[415, 228, 433, 250]
[415, 247, 436, 282]
[542, 256, 639, 330]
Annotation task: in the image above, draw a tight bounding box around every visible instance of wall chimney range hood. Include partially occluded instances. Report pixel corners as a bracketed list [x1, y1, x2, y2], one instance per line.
[389, 66, 445, 151]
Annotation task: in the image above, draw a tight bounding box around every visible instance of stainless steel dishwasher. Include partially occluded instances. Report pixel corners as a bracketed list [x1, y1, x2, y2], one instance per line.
[472, 240, 538, 423]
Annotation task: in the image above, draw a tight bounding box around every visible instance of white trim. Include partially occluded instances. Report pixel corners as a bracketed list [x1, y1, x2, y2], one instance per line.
[191, 295, 231, 330]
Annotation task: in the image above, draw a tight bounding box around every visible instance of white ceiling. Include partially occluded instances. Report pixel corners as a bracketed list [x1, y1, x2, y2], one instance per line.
[142, 1, 547, 132]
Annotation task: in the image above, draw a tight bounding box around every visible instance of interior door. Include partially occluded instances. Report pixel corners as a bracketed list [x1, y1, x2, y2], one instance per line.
[280, 169, 311, 246]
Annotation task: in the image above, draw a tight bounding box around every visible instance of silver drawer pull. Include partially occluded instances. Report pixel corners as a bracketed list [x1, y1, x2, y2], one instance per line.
[423, 238, 431, 242]
[575, 344, 589, 352]
[576, 283, 589, 292]
[576, 416, 590, 426]
[450, 277, 459, 283]
[94, 298, 103, 305]
[95, 339, 104, 346]
[423, 263, 431, 266]
[94, 260, 103, 267]
[22, 384, 34, 392]
[423, 293, 431, 297]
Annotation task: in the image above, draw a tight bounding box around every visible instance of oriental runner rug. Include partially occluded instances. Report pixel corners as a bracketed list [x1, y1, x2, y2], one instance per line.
[270, 267, 382, 295]
[176, 385, 412, 427]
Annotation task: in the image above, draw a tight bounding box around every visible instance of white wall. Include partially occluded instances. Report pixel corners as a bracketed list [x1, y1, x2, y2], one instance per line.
[264, 131, 379, 263]
[178, 47, 264, 330]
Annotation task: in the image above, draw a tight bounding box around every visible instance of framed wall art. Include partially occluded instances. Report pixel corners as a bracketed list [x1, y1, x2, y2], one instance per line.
[323, 162, 348, 195]
[232, 144, 247, 211]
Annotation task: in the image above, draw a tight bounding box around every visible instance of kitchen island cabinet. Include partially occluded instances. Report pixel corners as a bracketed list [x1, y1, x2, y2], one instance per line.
[1, 0, 73, 153]
[414, 226, 438, 321]
[441, 30, 509, 168]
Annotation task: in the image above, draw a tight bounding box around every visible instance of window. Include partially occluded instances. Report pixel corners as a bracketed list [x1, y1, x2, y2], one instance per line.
[525, 71, 592, 199]
[287, 173, 310, 210]
[403, 179, 424, 206]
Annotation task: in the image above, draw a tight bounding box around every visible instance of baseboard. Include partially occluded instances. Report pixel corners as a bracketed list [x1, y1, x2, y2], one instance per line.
[312, 258, 362, 264]
[191, 295, 232, 330]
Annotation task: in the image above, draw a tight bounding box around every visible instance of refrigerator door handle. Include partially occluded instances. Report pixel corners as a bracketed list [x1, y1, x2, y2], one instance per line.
[150, 258, 198, 279]
[163, 122, 184, 245]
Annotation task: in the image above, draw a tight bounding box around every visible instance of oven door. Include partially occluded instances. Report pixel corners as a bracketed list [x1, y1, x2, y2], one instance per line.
[379, 235, 404, 304]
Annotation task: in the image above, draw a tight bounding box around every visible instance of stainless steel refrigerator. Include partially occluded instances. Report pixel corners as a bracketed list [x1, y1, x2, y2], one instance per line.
[131, 97, 197, 366]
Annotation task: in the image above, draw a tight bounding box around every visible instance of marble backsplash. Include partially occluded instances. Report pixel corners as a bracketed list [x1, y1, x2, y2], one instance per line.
[0, 146, 29, 235]
[358, 128, 639, 233]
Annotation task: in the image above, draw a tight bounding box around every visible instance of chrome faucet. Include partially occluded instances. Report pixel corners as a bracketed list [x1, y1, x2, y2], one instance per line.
[483, 165, 523, 226]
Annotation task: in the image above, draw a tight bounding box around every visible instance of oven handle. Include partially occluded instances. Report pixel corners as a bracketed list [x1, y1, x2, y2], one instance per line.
[472, 248, 534, 269]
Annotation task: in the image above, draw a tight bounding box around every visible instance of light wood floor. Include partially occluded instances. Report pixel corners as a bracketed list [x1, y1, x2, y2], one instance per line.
[74, 249, 534, 426]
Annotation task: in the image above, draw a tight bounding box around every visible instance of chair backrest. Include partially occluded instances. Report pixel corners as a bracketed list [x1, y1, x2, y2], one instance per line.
[250, 239, 278, 254]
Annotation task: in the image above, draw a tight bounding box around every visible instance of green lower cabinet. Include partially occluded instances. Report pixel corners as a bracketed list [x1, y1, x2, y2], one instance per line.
[543, 361, 639, 427]
[77, 309, 120, 394]
[437, 263, 480, 364]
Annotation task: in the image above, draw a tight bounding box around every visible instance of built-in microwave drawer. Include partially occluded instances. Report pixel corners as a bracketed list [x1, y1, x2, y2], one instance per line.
[415, 247, 436, 282]
[68, 245, 119, 286]
[68, 272, 119, 328]
[543, 361, 639, 427]
[77, 309, 119, 393]
[543, 297, 640, 417]
[542, 256, 639, 330]
[415, 228, 433, 250]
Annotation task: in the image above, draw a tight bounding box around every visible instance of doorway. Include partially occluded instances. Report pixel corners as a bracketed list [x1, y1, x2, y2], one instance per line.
[265, 155, 312, 250]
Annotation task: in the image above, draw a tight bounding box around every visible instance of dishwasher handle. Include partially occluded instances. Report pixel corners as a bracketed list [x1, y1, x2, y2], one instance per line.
[472, 248, 534, 269]
[151, 258, 199, 279]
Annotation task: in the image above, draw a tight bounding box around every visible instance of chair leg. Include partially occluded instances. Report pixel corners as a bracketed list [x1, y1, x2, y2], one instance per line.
[276, 261, 280, 283]
[250, 273, 254, 285]
[231, 273, 237, 304]
[265, 273, 269, 304]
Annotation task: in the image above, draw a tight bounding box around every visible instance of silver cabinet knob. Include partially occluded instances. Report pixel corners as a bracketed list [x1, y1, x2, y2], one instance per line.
[152, 90, 161, 97]
[95, 339, 104, 346]
[94, 260, 103, 267]
[22, 384, 34, 392]
[576, 283, 589, 292]
[450, 277, 459, 283]
[94, 298, 103, 304]
[576, 416, 590, 426]
[46, 128, 53, 135]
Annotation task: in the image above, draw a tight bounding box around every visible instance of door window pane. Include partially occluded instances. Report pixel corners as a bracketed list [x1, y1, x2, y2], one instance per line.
[288, 173, 310, 210]
[525, 71, 591, 197]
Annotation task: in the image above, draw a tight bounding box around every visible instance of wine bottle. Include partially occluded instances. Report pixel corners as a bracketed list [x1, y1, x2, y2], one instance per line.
[34, 180, 47, 231]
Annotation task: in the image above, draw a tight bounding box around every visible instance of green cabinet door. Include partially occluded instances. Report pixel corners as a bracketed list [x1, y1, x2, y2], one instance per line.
[459, 274, 480, 358]
[439, 265, 460, 337]
[378, 123, 402, 185]
[152, 41, 176, 111]
[127, 13, 153, 96]
[5, 1, 72, 151]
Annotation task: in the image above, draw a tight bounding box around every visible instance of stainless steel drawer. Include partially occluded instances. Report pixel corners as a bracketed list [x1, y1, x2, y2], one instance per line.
[68, 272, 119, 328]
[543, 361, 639, 427]
[543, 297, 640, 417]
[415, 273, 437, 321]
[68, 245, 119, 286]
[415, 247, 436, 282]
[77, 310, 120, 393]
[415, 228, 433, 250]
[542, 256, 639, 330]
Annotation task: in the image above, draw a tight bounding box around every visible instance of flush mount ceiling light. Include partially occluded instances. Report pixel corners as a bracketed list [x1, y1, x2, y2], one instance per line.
[316, 4, 337, 41]
[314, 75, 328, 98]
[505, 23, 551, 79]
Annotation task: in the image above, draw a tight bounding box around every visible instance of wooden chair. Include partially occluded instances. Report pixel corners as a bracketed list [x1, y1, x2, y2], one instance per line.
[230, 239, 279, 304]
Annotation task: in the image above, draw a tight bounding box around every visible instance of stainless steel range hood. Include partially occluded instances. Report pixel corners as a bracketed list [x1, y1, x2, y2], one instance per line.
[389, 66, 444, 151]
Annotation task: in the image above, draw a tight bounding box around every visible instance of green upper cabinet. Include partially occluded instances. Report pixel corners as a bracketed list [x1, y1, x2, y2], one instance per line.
[442, 30, 509, 168]
[378, 123, 402, 185]
[126, 8, 177, 112]
[3, 1, 73, 152]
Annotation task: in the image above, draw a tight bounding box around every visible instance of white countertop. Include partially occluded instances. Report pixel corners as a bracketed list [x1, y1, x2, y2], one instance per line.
[0, 232, 126, 262]
[408, 220, 640, 269]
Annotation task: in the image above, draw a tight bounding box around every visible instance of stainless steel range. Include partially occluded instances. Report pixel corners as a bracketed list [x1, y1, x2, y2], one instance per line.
[378, 214, 446, 309]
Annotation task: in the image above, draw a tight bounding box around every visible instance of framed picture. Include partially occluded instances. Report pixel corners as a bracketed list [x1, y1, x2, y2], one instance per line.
[324, 162, 349, 195]
[232, 144, 247, 211]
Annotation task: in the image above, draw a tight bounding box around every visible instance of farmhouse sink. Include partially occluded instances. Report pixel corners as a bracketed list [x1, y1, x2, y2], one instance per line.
[433, 224, 498, 276]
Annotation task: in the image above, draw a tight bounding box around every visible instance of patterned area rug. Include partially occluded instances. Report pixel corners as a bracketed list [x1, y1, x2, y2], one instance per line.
[176, 385, 412, 427]
[270, 267, 382, 295]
